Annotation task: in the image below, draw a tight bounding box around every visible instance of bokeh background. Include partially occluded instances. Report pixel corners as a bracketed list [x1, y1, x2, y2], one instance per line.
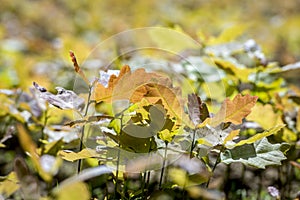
[1, 0, 300, 89]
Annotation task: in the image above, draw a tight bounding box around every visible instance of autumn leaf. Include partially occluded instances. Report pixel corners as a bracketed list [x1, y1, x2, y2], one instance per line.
[94, 66, 187, 124]
[136, 83, 184, 121]
[211, 94, 258, 126]
[93, 65, 131, 102]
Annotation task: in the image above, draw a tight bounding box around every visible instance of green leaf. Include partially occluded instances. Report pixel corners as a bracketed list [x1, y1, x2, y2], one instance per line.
[221, 137, 290, 169]
[234, 124, 285, 147]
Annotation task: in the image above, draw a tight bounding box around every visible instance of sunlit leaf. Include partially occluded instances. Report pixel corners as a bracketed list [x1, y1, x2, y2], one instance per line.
[221, 137, 289, 169]
[95, 66, 188, 124]
[33, 82, 85, 111]
[246, 104, 281, 130]
[234, 124, 285, 147]
[93, 65, 130, 102]
[211, 94, 258, 126]
[58, 148, 99, 162]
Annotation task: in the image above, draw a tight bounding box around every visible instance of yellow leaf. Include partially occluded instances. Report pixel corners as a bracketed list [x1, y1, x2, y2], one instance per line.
[211, 94, 258, 126]
[235, 124, 285, 147]
[213, 58, 255, 82]
[196, 118, 211, 129]
[58, 149, 99, 162]
[0, 172, 19, 198]
[56, 181, 90, 200]
[158, 129, 175, 143]
[282, 128, 297, 142]
[223, 129, 240, 144]
[17, 124, 52, 182]
[246, 104, 281, 130]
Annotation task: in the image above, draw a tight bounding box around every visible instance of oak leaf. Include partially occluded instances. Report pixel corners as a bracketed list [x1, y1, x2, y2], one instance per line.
[211, 94, 258, 126]
[93, 65, 130, 102]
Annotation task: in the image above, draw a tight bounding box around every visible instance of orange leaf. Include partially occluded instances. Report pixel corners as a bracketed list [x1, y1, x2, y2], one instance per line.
[211, 94, 258, 126]
[93, 66, 190, 124]
[93, 65, 130, 102]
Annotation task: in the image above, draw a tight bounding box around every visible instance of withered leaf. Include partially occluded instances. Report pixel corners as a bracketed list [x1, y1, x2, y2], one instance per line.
[33, 82, 85, 111]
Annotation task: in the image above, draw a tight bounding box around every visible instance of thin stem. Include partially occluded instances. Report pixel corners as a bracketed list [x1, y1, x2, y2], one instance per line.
[77, 85, 92, 174]
[40, 109, 49, 153]
[190, 129, 196, 158]
[206, 146, 224, 188]
[159, 143, 168, 189]
[114, 114, 123, 199]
